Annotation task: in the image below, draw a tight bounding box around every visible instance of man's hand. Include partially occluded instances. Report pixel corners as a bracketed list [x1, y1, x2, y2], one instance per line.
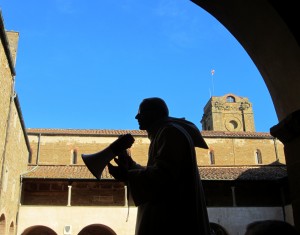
[108, 163, 128, 181]
[109, 134, 135, 155]
[114, 150, 135, 170]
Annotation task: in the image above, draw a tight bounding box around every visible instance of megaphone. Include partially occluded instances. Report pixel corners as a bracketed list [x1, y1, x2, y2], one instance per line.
[82, 133, 135, 180]
[82, 146, 116, 180]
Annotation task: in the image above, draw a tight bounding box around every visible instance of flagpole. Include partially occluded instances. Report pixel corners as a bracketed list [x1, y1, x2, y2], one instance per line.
[211, 69, 215, 97]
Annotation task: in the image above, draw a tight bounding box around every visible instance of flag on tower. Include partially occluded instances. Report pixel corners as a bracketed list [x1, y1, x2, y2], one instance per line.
[211, 69, 215, 75]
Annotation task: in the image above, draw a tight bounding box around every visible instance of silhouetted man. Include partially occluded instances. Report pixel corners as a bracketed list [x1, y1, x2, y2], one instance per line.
[109, 97, 211, 235]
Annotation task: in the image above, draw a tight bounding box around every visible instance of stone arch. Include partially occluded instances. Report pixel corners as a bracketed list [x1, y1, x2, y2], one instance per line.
[192, 1, 300, 121]
[21, 225, 57, 235]
[78, 223, 117, 235]
[192, 0, 300, 229]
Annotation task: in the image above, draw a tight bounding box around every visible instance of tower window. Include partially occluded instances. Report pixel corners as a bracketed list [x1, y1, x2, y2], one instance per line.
[255, 149, 262, 164]
[229, 120, 238, 129]
[209, 150, 215, 165]
[226, 96, 235, 103]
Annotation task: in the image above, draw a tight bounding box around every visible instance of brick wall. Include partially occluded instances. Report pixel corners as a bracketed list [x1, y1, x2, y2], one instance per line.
[27, 132, 285, 167]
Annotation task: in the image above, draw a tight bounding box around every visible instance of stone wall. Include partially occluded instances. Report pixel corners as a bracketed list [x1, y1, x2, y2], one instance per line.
[27, 134, 152, 166]
[197, 137, 285, 165]
[0, 36, 14, 175]
[27, 132, 285, 167]
[0, 15, 30, 235]
[0, 99, 30, 232]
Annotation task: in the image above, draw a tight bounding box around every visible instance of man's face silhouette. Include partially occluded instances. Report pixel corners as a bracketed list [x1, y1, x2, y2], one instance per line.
[135, 98, 169, 131]
[135, 102, 156, 130]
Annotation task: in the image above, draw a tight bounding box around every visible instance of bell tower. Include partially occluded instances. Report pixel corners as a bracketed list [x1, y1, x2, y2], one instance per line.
[201, 94, 255, 132]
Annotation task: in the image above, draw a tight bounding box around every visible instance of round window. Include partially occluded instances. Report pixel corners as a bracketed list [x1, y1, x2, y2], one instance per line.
[225, 117, 241, 131]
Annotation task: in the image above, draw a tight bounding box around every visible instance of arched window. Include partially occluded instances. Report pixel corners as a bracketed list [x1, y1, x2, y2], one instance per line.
[226, 96, 235, 103]
[28, 148, 32, 164]
[255, 149, 262, 164]
[209, 150, 215, 165]
[72, 149, 78, 164]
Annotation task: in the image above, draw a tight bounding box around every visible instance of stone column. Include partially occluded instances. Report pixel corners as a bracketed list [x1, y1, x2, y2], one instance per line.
[67, 185, 72, 206]
[271, 110, 300, 229]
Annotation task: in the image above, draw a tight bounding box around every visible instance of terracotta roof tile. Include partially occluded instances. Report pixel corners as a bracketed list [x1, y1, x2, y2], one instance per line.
[199, 165, 287, 180]
[200, 131, 273, 138]
[22, 164, 287, 181]
[26, 128, 274, 139]
[22, 165, 113, 180]
[26, 128, 147, 136]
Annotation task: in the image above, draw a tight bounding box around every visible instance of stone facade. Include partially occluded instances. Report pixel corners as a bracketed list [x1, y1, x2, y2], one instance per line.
[197, 133, 285, 165]
[201, 94, 255, 132]
[0, 14, 31, 235]
[27, 132, 150, 167]
[26, 130, 285, 168]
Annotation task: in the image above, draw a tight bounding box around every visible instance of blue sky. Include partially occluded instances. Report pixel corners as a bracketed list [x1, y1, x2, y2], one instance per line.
[0, 0, 278, 132]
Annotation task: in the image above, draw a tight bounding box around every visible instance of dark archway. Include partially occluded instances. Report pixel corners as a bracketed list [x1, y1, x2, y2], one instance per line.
[78, 224, 117, 235]
[21, 225, 57, 235]
[191, 0, 300, 230]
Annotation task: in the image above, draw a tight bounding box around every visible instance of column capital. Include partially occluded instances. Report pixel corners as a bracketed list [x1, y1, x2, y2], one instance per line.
[270, 109, 300, 144]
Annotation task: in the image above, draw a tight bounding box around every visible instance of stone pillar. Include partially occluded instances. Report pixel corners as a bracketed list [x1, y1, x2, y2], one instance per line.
[271, 110, 300, 229]
[67, 185, 72, 206]
[231, 186, 237, 207]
